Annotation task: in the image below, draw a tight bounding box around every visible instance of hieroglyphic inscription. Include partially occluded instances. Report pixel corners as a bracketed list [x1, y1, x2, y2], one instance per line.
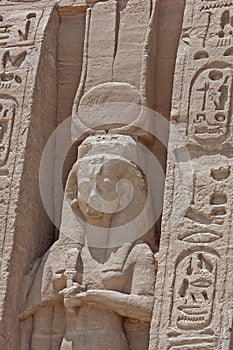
[151, 155, 233, 349]
[168, 342, 215, 350]
[176, 158, 231, 245]
[201, 1, 233, 12]
[0, 0, 41, 3]
[0, 11, 42, 48]
[0, 9, 42, 172]
[0, 5, 57, 349]
[0, 50, 26, 88]
[171, 0, 233, 146]
[171, 250, 218, 331]
[203, 8, 233, 47]
[0, 47, 27, 171]
[185, 167, 228, 227]
[150, 0, 233, 349]
[188, 66, 232, 143]
[0, 94, 17, 166]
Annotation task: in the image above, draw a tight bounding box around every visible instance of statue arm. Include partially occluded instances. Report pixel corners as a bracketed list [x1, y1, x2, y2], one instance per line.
[125, 243, 156, 297]
[63, 243, 156, 322]
[64, 290, 154, 323]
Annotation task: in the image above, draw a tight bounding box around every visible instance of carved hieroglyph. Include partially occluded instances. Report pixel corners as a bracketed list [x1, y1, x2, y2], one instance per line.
[150, 1, 233, 349]
[0, 2, 58, 348]
[7, 0, 233, 348]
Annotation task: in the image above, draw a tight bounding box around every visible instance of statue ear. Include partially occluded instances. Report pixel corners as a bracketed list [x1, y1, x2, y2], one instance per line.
[117, 180, 134, 210]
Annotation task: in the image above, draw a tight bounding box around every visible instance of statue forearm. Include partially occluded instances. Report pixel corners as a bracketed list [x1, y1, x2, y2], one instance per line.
[64, 290, 154, 323]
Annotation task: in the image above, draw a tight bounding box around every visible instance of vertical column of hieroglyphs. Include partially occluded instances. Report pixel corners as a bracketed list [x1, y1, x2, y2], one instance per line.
[150, 0, 233, 349]
[0, 0, 56, 342]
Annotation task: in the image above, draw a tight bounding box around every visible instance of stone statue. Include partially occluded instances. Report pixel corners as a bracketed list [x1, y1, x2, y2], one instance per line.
[19, 134, 157, 350]
[18, 1, 158, 346]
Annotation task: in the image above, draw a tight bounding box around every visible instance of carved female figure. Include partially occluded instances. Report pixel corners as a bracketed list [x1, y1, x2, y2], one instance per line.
[20, 135, 157, 350]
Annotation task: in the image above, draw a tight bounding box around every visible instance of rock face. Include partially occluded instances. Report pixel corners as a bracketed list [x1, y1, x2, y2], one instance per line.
[0, 2, 58, 348]
[0, 0, 233, 349]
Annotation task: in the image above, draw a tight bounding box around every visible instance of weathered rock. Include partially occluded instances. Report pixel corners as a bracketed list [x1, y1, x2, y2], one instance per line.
[1, 0, 233, 349]
[0, 2, 58, 348]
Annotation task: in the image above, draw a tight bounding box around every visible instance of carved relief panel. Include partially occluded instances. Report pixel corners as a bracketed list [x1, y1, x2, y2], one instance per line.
[0, 10, 42, 47]
[0, 7, 43, 178]
[151, 154, 233, 350]
[0, 4, 57, 348]
[0, 94, 17, 166]
[177, 156, 232, 244]
[171, 250, 218, 332]
[150, 0, 233, 349]
[188, 66, 233, 144]
[172, 0, 233, 148]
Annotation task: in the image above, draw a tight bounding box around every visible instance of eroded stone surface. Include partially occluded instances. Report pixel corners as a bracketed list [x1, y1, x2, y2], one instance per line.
[0, 3, 58, 348]
[1, 0, 233, 349]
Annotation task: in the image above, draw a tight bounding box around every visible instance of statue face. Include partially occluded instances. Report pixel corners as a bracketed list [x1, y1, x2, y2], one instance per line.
[77, 157, 119, 220]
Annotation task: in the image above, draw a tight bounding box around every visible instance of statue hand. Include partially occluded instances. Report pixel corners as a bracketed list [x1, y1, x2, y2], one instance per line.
[63, 290, 98, 308]
[59, 283, 85, 298]
[63, 291, 88, 308]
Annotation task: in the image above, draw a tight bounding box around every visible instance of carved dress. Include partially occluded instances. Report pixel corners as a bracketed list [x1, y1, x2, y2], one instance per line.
[20, 239, 155, 350]
[20, 136, 157, 350]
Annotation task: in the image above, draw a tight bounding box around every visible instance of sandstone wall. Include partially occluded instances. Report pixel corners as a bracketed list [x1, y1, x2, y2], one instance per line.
[1, 1, 232, 350]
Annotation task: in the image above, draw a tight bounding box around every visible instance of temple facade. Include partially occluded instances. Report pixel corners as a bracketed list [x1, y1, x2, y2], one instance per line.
[0, 1, 232, 349]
